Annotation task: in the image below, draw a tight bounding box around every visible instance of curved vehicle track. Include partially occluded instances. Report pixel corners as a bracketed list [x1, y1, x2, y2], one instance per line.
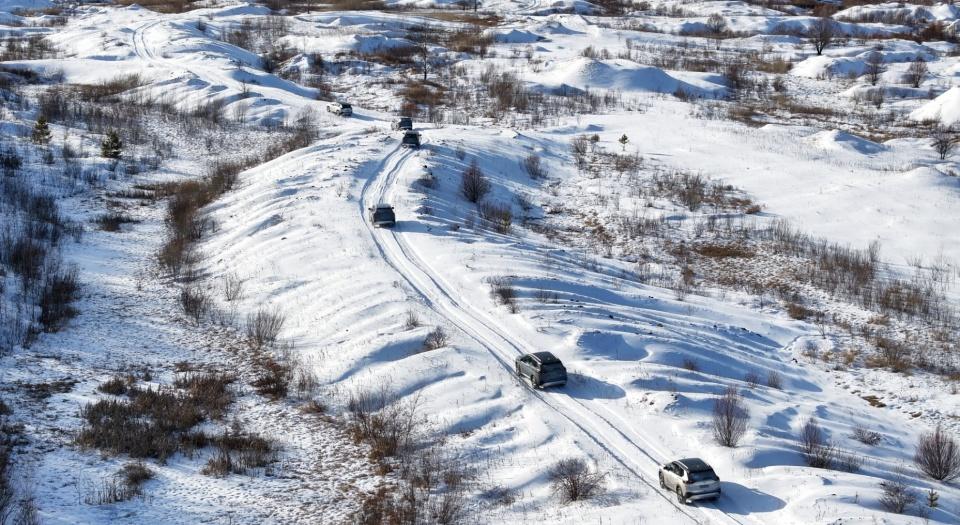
[359, 142, 762, 525]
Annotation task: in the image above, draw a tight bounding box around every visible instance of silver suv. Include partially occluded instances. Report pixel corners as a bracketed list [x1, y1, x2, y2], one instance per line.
[658, 458, 720, 504]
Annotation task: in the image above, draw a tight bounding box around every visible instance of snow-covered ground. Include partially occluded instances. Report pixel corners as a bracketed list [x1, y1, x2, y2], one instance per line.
[2, 0, 960, 523]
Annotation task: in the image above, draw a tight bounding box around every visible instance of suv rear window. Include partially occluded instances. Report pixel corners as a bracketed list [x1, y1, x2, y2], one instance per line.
[541, 363, 565, 373]
[688, 469, 718, 482]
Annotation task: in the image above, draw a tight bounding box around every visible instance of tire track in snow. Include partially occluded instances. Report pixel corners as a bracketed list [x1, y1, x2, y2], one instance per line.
[359, 142, 756, 525]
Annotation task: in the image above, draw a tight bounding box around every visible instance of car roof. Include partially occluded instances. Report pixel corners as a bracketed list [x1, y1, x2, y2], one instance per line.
[676, 458, 712, 472]
[374, 203, 393, 209]
[530, 351, 561, 364]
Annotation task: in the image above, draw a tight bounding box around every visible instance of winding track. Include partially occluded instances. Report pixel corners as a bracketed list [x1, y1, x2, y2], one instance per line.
[359, 142, 759, 525]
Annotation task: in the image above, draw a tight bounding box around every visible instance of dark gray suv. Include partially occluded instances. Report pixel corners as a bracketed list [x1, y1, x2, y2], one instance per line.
[515, 352, 567, 388]
[658, 458, 721, 504]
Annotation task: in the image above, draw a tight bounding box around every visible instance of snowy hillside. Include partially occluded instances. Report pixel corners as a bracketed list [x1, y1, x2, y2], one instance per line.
[1, 0, 959, 524]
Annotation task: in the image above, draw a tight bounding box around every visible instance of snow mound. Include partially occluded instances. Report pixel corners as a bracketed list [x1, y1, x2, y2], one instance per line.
[792, 55, 866, 78]
[490, 28, 543, 43]
[910, 86, 960, 125]
[806, 129, 886, 155]
[536, 58, 715, 95]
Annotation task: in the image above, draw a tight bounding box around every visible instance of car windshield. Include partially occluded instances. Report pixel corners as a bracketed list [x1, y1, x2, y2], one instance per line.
[688, 469, 718, 482]
[373, 209, 393, 221]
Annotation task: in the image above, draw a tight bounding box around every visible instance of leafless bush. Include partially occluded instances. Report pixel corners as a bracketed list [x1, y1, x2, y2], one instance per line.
[347, 385, 422, 461]
[864, 51, 885, 86]
[879, 468, 916, 514]
[743, 370, 762, 387]
[245, 308, 285, 349]
[251, 357, 292, 400]
[478, 202, 512, 234]
[930, 125, 956, 160]
[422, 327, 448, 351]
[681, 358, 699, 372]
[547, 458, 606, 503]
[835, 449, 863, 472]
[404, 310, 421, 330]
[712, 386, 749, 447]
[852, 424, 882, 446]
[179, 287, 210, 324]
[488, 276, 518, 313]
[118, 462, 153, 490]
[223, 273, 244, 302]
[82, 474, 141, 505]
[202, 429, 277, 476]
[766, 370, 783, 389]
[460, 159, 490, 203]
[98, 375, 133, 396]
[906, 55, 928, 88]
[914, 424, 960, 481]
[172, 372, 236, 419]
[800, 417, 836, 469]
[38, 267, 80, 332]
[94, 212, 138, 232]
[522, 153, 545, 179]
[570, 135, 589, 170]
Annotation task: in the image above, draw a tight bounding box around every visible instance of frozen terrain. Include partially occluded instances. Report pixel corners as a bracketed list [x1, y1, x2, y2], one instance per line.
[1, 0, 959, 523]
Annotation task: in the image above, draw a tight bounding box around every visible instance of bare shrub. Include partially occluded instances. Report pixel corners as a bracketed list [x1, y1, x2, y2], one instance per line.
[251, 357, 292, 400]
[422, 327, 448, 351]
[681, 358, 699, 371]
[179, 287, 210, 324]
[478, 201, 512, 234]
[800, 417, 836, 469]
[906, 55, 928, 88]
[522, 153, 545, 179]
[712, 386, 749, 447]
[864, 51, 885, 86]
[931, 125, 956, 160]
[879, 467, 916, 514]
[766, 370, 783, 389]
[38, 267, 80, 332]
[837, 449, 864, 472]
[460, 159, 490, 203]
[347, 385, 421, 461]
[547, 458, 606, 503]
[404, 310, 421, 330]
[94, 212, 138, 232]
[743, 370, 762, 387]
[172, 372, 235, 419]
[118, 462, 153, 490]
[852, 424, 883, 446]
[488, 276, 518, 313]
[246, 308, 285, 349]
[914, 424, 960, 481]
[98, 375, 133, 396]
[223, 273, 244, 302]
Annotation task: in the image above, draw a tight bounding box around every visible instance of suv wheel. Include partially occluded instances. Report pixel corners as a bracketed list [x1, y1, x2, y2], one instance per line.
[532, 374, 540, 388]
[658, 473, 665, 489]
[676, 487, 686, 505]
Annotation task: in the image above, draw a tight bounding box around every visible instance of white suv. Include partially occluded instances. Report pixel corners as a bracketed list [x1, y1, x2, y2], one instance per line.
[658, 458, 721, 504]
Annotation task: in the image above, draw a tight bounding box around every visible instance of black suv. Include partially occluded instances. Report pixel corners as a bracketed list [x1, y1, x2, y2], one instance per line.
[515, 352, 567, 388]
[393, 117, 413, 130]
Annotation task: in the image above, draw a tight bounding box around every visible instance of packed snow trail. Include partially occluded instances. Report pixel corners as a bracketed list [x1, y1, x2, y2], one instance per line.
[360, 141, 762, 525]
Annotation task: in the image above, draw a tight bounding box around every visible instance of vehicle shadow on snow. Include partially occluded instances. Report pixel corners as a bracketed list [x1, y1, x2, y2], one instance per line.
[714, 482, 785, 514]
[561, 372, 625, 400]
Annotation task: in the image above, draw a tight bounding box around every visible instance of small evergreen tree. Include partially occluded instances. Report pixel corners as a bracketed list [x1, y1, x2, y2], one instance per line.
[101, 130, 122, 159]
[618, 134, 629, 151]
[31, 116, 51, 145]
